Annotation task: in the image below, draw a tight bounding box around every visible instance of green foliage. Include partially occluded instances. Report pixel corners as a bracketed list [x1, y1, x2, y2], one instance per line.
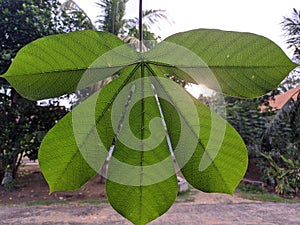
[1, 29, 296, 224]
[236, 183, 298, 203]
[260, 153, 300, 195]
[282, 8, 300, 63]
[225, 97, 273, 152]
[96, 0, 168, 51]
[259, 94, 300, 196]
[2, 30, 127, 100]
[0, 0, 93, 183]
[96, 0, 128, 35]
[0, 0, 93, 75]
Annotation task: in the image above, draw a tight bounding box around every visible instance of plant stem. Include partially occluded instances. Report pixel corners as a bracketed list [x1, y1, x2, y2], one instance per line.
[139, 0, 143, 52]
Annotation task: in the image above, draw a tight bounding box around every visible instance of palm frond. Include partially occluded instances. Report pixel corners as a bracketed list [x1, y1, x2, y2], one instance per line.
[142, 9, 171, 30]
[62, 0, 95, 29]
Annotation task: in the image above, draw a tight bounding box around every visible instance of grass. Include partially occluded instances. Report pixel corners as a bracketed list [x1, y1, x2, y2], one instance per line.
[25, 199, 70, 206]
[0, 199, 109, 207]
[25, 199, 108, 206]
[236, 183, 299, 203]
[1, 183, 299, 207]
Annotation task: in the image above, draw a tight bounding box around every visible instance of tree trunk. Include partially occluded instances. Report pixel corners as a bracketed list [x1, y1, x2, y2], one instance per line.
[0, 159, 5, 184]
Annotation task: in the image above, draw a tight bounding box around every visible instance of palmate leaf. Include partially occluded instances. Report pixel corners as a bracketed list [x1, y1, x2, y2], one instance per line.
[1, 29, 297, 224]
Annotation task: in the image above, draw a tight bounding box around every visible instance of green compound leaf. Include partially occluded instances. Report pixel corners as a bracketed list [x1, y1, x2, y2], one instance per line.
[2, 30, 137, 100]
[163, 29, 298, 98]
[2, 29, 297, 224]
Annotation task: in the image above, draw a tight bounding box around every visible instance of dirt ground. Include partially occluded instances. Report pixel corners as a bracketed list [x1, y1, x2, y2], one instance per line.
[1, 202, 300, 224]
[0, 164, 107, 204]
[0, 164, 253, 205]
[1, 164, 300, 224]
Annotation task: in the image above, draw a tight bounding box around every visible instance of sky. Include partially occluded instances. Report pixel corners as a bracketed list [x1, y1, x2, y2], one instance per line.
[74, 0, 298, 55]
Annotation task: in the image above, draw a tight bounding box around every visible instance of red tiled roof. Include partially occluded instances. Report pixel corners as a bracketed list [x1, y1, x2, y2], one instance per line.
[268, 86, 300, 110]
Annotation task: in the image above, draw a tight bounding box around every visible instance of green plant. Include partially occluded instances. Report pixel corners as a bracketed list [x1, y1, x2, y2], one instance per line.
[1, 3, 297, 225]
[236, 183, 298, 203]
[0, 0, 93, 184]
[260, 152, 299, 196]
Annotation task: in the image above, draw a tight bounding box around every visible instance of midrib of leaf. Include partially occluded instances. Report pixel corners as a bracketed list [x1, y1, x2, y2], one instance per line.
[106, 63, 178, 224]
[147, 61, 294, 70]
[4, 30, 125, 75]
[5, 64, 139, 78]
[139, 62, 145, 220]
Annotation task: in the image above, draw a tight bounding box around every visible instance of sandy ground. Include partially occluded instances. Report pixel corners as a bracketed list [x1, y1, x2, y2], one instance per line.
[0, 191, 299, 225]
[0, 201, 300, 224]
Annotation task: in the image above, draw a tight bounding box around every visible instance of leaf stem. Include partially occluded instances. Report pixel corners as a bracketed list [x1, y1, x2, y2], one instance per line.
[139, 0, 143, 52]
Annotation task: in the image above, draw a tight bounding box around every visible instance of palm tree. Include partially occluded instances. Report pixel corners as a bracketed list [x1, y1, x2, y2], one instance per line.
[96, 0, 170, 50]
[96, 0, 128, 35]
[282, 8, 300, 63]
[62, 0, 96, 30]
[122, 9, 170, 50]
[281, 8, 300, 94]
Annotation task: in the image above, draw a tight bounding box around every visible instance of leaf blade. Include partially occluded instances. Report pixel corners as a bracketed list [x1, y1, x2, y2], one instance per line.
[38, 108, 99, 193]
[106, 177, 177, 225]
[148, 67, 248, 194]
[99, 65, 178, 224]
[2, 30, 137, 100]
[161, 29, 298, 97]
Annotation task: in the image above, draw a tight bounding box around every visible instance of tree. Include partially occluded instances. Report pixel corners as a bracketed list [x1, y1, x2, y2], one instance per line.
[96, 0, 128, 35]
[62, 0, 96, 30]
[281, 8, 300, 91]
[0, 0, 93, 185]
[96, 0, 169, 50]
[259, 88, 300, 195]
[250, 8, 300, 195]
[123, 9, 169, 50]
[283, 8, 300, 63]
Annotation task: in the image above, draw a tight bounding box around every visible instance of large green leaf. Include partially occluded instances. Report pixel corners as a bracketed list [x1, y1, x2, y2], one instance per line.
[2, 30, 138, 100]
[147, 64, 247, 194]
[97, 65, 178, 224]
[38, 93, 101, 193]
[162, 29, 298, 97]
[162, 97, 247, 193]
[2, 29, 297, 224]
[106, 177, 177, 225]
